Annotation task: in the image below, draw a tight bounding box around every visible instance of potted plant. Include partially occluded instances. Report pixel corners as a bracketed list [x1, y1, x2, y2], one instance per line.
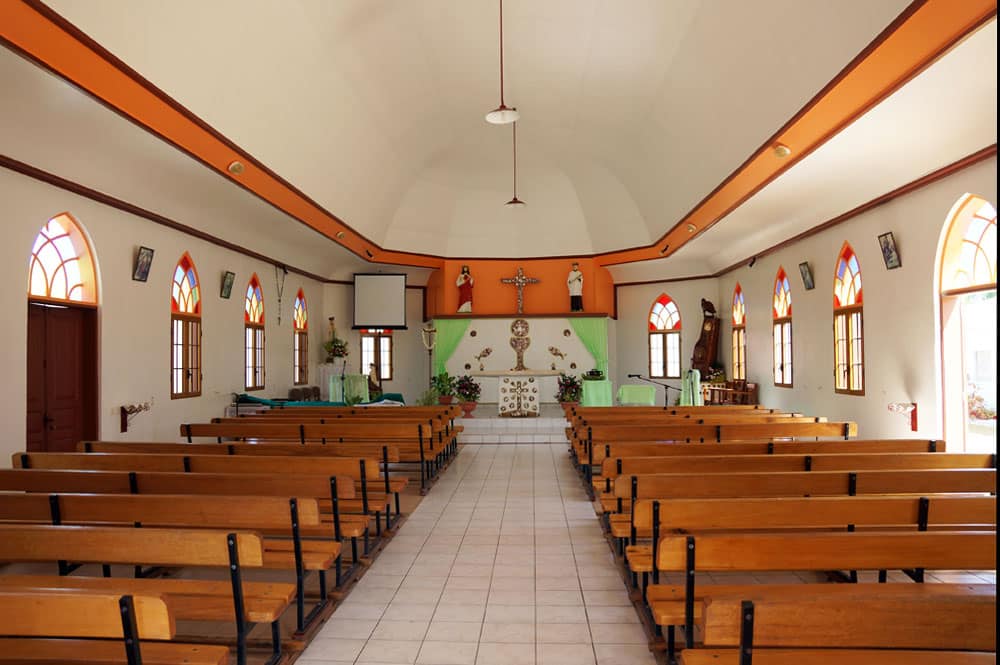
[455, 375, 482, 418]
[431, 372, 456, 405]
[556, 373, 582, 408]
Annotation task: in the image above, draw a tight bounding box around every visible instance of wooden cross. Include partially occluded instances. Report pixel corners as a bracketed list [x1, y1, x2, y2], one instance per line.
[500, 267, 540, 314]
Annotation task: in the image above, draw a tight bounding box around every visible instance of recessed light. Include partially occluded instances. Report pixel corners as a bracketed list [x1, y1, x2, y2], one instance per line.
[772, 143, 791, 158]
[227, 160, 245, 175]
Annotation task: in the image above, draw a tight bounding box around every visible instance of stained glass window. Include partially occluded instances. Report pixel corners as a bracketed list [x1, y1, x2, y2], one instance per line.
[245, 274, 265, 390]
[649, 294, 681, 378]
[293, 289, 308, 385]
[28, 213, 97, 304]
[170, 252, 201, 398]
[772, 268, 792, 386]
[833, 243, 864, 394]
[732, 284, 746, 381]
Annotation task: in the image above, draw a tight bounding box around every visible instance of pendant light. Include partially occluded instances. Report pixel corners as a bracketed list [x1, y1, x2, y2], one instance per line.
[505, 122, 525, 206]
[486, 0, 519, 124]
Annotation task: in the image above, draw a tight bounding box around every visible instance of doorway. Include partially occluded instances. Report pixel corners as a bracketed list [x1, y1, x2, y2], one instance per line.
[26, 301, 98, 451]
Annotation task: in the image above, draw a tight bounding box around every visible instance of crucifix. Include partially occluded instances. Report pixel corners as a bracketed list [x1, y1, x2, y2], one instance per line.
[500, 267, 540, 314]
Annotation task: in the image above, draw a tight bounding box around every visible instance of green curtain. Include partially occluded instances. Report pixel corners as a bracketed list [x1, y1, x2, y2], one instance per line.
[569, 317, 608, 376]
[432, 319, 471, 376]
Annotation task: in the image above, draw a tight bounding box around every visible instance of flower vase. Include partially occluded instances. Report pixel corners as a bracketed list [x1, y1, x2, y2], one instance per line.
[459, 401, 477, 418]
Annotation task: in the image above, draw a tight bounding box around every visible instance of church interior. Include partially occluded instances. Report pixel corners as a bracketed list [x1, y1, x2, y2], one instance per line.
[0, 1, 996, 664]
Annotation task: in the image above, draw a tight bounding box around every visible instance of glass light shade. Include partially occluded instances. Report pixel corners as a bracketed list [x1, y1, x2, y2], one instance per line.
[486, 105, 520, 124]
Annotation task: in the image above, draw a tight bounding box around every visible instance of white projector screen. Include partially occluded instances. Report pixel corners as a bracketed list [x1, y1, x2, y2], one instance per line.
[353, 273, 407, 329]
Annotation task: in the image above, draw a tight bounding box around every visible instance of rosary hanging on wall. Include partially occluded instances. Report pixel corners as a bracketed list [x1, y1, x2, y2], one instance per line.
[275, 264, 288, 324]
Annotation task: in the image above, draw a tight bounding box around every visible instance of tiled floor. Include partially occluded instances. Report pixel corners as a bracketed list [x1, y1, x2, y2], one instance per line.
[299, 443, 654, 665]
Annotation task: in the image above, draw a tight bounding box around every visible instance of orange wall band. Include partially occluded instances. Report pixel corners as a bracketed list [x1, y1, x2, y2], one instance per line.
[0, 0, 994, 269]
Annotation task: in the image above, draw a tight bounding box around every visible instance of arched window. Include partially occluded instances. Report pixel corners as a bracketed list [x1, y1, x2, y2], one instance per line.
[939, 195, 996, 453]
[28, 213, 97, 304]
[170, 253, 202, 398]
[833, 242, 864, 394]
[361, 329, 393, 381]
[648, 294, 682, 378]
[772, 267, 792, 387]
[731, 284, 746, 381]
[293, 289, 308, 385]
[941, 196, 997, 291]
[245, 274, 265, 390]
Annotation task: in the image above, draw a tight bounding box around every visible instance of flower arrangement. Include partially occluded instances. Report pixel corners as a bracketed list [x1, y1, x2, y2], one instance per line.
[455, 375, 481, 403]
[556, 373, 582, 403]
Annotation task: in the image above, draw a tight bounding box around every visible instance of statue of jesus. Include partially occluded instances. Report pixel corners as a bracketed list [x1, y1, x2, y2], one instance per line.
[456, 265, 474, 313]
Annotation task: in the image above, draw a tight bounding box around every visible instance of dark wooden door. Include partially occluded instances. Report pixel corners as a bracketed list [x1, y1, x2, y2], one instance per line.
[26, 302, 98, 452]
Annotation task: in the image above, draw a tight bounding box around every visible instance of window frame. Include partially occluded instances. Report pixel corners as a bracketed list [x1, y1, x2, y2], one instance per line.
[833, 243, 865, 395]
[244, 274, 265, 391]
[649, 330, 682, 379]
[170, 252, 202, 399]
[293, 289, 308, 385]
[360, 329, 393, 381]
[772, 268, 793, 388]
[731, 284, 747, 381]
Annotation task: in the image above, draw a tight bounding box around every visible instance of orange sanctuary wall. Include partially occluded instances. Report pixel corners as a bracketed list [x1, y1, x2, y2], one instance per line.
[424, 259, 615, 319]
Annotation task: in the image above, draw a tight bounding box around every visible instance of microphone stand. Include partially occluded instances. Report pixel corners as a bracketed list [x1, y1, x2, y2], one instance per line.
[627, 375, 681, 407]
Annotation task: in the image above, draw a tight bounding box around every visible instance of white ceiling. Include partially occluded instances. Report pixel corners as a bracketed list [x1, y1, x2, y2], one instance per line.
[39, 0, 919, 258]
[608, 20, 998, 282]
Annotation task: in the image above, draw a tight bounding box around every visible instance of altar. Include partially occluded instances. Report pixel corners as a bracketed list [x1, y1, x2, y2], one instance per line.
[472, 370, 561, 417]
[433, 314, 609, 416]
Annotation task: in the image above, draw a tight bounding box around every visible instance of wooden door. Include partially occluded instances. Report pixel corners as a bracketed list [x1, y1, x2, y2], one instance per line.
[26, 302, 98, 452]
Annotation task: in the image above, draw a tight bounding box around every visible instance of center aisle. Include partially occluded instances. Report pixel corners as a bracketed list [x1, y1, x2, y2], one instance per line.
[300, 443, 655, 665]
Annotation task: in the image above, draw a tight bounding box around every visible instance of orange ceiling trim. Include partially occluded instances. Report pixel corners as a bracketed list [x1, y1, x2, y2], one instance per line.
[595, 0, 997, 267]
[0, 0, 993, 269]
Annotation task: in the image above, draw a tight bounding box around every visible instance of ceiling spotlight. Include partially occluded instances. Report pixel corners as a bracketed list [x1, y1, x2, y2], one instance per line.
[659, 244, 670, 255]
[772, 143, 791, 158]
[748, 256, 757, 268]
[686, 224, 696, 233]
[227, 160, 245, 175]
[335, 231, 345, 239]
[365, 249, 373, 258]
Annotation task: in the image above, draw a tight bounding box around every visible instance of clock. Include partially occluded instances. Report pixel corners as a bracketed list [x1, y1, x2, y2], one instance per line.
[692, 313, 720, 374]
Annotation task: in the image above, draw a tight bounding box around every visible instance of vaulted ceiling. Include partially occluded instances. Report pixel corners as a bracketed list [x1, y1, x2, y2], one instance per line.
[1, 0, 996, 275]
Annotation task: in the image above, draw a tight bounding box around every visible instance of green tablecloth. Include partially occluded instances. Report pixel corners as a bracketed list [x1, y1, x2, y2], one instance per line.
[581, 379, 613, 406]
[617, 384, 656, 406]
[329, 374, 369, 404]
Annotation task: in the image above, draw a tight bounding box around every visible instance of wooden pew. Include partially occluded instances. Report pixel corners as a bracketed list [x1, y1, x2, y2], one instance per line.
[11, 452, 399, 536]
[0, 525, 289, 665]
[648, 530, 997, 658]
[0, 493, 336, 636]
[683, 591, 996, 664]
[0, 590, 231, 665]
[180, 421, 441, 492]
[0, 468, 372, 576]
[77, 440, 407, 520]
[603, 468, 998, 519]
[621, 494, 997, 581]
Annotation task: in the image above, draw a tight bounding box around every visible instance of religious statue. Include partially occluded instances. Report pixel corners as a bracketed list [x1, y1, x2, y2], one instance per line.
[456, 265, 474, 313]
[567, 262, 584, 312]
[500, 267, 540, 314]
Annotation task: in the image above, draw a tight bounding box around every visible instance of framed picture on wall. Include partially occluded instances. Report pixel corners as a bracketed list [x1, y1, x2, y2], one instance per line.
[220, 271, 236, 299]
[798, 262, 815, 290]
[132, 246, 154, 282]
[878, 231, 901, 269]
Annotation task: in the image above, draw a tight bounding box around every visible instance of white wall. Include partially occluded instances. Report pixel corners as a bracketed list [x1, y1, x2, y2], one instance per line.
[715, 158, 996, 439]
[614, 278, 720, 407]
[1, 168, 333, 462]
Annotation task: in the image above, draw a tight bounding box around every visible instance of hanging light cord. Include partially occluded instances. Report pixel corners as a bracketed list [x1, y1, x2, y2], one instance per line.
[512, 121, 518, 198]
[498, 0, 506, 107]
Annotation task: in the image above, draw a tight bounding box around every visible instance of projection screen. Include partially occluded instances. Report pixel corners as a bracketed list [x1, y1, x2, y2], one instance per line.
[353, 273, 407, 329]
